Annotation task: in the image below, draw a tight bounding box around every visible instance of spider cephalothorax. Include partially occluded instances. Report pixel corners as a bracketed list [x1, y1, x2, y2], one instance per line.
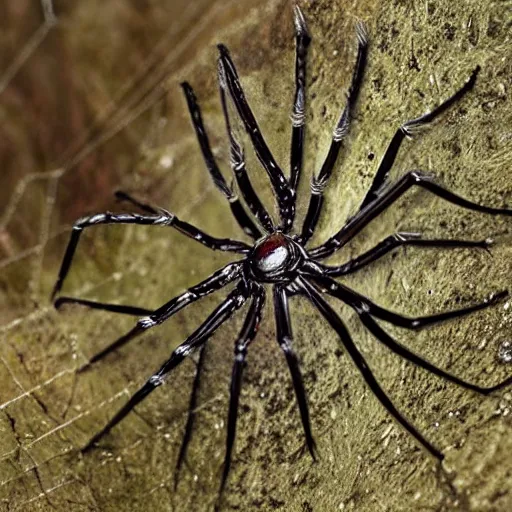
[248, 232, 304, 282]
[53, 5, 512, 505]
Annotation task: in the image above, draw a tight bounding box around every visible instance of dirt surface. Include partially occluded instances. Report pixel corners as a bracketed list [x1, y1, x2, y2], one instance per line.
[0, 0, 511, 511]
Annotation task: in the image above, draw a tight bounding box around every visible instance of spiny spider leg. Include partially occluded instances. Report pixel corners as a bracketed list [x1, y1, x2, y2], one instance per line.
[180, 82, 261, 239]
[303, 269, 508, 331]
[300, 21, 368, 244]
[310, 170, 512, 260]
[317, 232, 492, 277]
[274, 285, 317, 459]
[55, 296, 153, 316]
[218, 61, 274, 233]
[174, 344, 208, 490]
[288, 5, 311, 219]
[297, 276, 443, 459]
[359, 67, 480, 210]
[217, 44, 294, 231]
[357, 311, 512, 394]
[77, 262, 243, 370]
[219, 285, 265, 499]
[82, 284, 249, 454]
[52, 210, 249, 300]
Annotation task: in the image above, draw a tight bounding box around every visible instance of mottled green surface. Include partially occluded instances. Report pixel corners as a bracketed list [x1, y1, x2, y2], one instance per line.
[0, 0, 511, 511]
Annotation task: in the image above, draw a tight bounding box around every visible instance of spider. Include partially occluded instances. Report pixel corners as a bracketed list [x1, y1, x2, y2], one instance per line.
[52, 5, 512, 502]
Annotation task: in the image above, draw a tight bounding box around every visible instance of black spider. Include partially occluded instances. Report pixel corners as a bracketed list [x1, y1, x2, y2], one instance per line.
[52, 5, 512, 503]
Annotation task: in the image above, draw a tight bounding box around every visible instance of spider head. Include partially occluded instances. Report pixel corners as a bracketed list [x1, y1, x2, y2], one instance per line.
[247, 232, 303, 283]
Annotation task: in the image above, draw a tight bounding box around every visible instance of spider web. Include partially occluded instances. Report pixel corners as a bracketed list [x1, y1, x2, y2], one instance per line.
[0, 1, 287, 509]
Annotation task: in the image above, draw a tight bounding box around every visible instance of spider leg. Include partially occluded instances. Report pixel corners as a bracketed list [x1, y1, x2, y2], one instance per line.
[218, 62, 274, 233]
[288, 6, 311, 225]
[217, 44, 294, 231]
[116, 190, 255, 251]
[302, 269, 508, 331]
[300, 21, 368, 244]
[357, 311, 512, 394]
[359, 67, 480, 210]
[181, 82, 261, 239]
[218, 285, 265, 500]
[82, 282, 249, 453]
[296, 276, 443, 459]
[310, 170, 512, 259]
[318, 232, 493, 277]
[174, 343, 208, 490]
[55, 296, 153, 316]
[76, 262, 243, 369]
[273, 285, 317, 459]
[51, 211, 249, 300]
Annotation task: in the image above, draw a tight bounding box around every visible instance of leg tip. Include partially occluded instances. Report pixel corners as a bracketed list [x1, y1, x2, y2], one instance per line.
[80, 440, 96, 455]
[181, 82, 194, 98]
[467, 66, 481, 88]
[490, 290, 508, 303]
[217, 43, 229, 57]
[355, 19, 369, 46]
[308, 439, 319, 462]
[77, 362, 92, 374]
[293, 5, 310, 39]
[54, 297, 65, 310]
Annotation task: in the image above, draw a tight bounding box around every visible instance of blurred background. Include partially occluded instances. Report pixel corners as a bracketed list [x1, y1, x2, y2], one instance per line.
[0, 0, 511, 510]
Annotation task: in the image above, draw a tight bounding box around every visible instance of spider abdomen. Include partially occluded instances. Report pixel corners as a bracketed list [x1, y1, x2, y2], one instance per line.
[247, 232, 302, 282]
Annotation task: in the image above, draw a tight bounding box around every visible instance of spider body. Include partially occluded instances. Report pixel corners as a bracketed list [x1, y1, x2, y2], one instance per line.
[249, 232, 303, 282]
[52, 5, 512, 505]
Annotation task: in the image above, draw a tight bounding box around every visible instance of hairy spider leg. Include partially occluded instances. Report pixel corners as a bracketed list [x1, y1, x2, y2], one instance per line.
[297, 277, 443, 459]
[180, 82, 261, 239]
[82, 283, 250, 454]
[51, 210, 249, 300]
[74, 262, 243, 369]
[288, 5, 311, 220]
[304, 270, 508, 331]
[217, 44, 294, 232]
[218, 285, 265, 501]
[274, 286, 317, 459]
[174, 343, 208, 490]
[300, 21, 368, 244]
[316, 232, 493, 277]
[218, 61, 274, 233]
[359, 67, 480, 210]
[310, 170, 512, 260]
